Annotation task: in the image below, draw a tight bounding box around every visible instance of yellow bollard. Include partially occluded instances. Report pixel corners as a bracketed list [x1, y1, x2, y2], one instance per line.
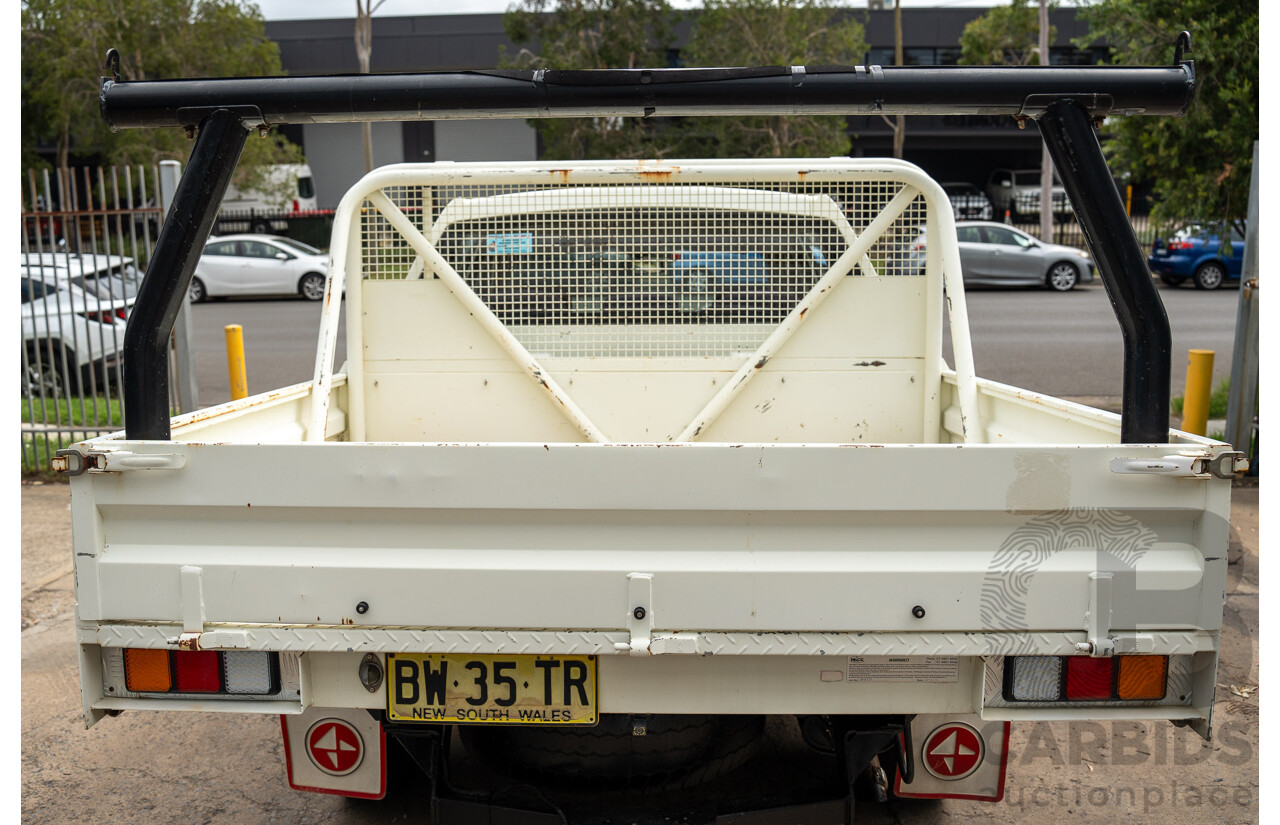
[225, 324, 248, 401]
[1180, 349, 1214, 435]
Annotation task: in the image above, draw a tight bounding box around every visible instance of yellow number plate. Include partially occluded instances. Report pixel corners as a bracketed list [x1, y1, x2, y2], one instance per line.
[385, 653, 597, 725]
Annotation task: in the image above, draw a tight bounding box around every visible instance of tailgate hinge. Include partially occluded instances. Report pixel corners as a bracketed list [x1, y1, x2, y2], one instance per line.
[1109, 451, 1246, 479]
[616, 572, 654, 656]
[1076, 572, 1115, 657]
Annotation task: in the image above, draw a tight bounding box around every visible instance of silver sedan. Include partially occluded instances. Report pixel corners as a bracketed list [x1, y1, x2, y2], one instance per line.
[907, 221, 1095, 291]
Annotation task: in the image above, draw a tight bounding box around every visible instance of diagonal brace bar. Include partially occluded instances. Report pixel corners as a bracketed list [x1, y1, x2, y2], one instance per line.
[675, 185, 920, 442]
[365, 190, 609, 443]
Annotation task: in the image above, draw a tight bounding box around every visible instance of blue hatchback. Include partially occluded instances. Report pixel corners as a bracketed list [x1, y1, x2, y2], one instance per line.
[1148, 224, 1245, 290]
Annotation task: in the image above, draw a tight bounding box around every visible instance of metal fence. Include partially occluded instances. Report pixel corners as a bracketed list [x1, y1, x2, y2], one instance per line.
[1005, 211, 1156, 249]
[20, 164, 174, 474]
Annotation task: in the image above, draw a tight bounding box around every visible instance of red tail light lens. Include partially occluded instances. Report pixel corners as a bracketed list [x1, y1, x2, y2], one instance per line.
[292, 198, 300, 212]
[1065, 657, 1114, 700]
[173, 650, 221, 693]
[1169, 240, 1193, 251]
[115, 307, 127, 320]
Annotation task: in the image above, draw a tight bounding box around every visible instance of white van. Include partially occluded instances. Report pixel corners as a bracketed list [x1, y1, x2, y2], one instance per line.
[219, 163, 318, 233]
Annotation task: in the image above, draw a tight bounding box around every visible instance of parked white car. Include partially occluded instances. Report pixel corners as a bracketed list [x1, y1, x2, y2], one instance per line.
[22, 272, 130, 396]
[21, 252, 142, 301]
[190, 234, 330, 302]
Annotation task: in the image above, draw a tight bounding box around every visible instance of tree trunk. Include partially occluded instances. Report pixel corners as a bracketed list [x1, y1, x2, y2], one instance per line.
[355, 1, 383, 173]
[1038, 0, 1053, 242]
[893, 1, 905, 159]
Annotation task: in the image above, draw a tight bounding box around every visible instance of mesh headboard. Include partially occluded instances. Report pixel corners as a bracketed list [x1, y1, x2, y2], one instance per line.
[316, 160, 970, 444]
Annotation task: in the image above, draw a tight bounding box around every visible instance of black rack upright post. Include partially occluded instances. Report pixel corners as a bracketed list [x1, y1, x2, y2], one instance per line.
[122, 109, 248, 440]
[1037, 99, 1172, 444]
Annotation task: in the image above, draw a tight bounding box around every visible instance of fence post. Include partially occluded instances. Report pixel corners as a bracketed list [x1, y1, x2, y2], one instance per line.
[1225, 141, 1259, 470]
[160, 160, 200, 414]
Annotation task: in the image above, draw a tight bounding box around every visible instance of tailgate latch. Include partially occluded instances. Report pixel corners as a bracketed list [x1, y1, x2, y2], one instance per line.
[52, 448, 186, 475]
[1109, 451, 1246, 479]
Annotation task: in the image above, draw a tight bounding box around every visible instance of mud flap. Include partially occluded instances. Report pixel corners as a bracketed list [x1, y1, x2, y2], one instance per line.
[893, 713, 1009, 802]
[281, 707, 386, 800]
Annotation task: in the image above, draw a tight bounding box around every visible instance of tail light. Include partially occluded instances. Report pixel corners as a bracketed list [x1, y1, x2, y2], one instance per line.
[174, 650, 221, 693]
[1065, 657, 1113, 700]
[122, 648, 279, 696]
[912, 242, 926, 252]
[123, 649, 172, 692]
[1005, 655, 1168, 702]
[1168, 240, 1193, 251]
[84, 307, 127, 323]
[292, 198, 300, 212]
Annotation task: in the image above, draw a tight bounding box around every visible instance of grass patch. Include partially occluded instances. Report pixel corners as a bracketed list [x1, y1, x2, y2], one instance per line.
[1170, 377, 1231, 418]
[21, 396, 124, 428]
[20, 396, 126, 478]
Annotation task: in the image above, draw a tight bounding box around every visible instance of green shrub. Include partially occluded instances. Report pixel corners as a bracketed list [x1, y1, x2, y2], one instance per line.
[1171, 377, 1231, 418]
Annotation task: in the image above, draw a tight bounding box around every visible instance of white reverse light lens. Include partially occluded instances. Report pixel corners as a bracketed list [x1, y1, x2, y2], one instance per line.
[1010, 656, 1062, 701]
[222, 651, 274, 695]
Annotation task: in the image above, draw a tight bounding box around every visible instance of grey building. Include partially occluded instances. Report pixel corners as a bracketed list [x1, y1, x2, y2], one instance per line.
[265, 8, 1106, 208]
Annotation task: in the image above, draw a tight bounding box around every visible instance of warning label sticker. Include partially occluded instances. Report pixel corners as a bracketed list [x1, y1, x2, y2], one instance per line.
[846, 656, 959, 683]
[485, 232, 533, 254]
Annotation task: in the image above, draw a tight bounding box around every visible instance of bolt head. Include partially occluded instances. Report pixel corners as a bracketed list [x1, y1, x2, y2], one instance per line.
[911, 605, 926, 619]
[356, 601, 369, 615]
[633, 606, 646, 621]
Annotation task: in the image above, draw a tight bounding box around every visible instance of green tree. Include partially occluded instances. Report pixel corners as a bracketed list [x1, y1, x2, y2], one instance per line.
[678, 0, 866, 158]
[958, 0, 1054, 67]
[22, 0, 302, 199]
[502, 0, 681, 159]
[1076, 0, 1257, 232]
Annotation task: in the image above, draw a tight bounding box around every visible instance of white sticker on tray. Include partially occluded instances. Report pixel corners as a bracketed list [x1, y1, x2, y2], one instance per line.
[846, 656, 958, 683]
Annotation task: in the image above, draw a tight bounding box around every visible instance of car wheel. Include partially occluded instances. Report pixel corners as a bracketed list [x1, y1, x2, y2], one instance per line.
[250, 219, 271, 235]
[1160, 273, 1185, 287]
[1046, 262, 1079, 292]
[188, 277, 207, 303]
[1194, 261, 1226, 290]
[23, 343, 73, 397]
[299, 272, 327, 301]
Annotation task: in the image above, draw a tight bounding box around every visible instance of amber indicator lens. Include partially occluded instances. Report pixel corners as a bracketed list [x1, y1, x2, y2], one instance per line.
[1065, 657, 1114, 700]
[124, 649, 172, 692]
[1117, 656, 1168, 700]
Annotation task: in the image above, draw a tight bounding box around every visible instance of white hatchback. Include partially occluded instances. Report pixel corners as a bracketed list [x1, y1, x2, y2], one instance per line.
[190, 234, 330, 302]
[22, 272, 130, 396]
